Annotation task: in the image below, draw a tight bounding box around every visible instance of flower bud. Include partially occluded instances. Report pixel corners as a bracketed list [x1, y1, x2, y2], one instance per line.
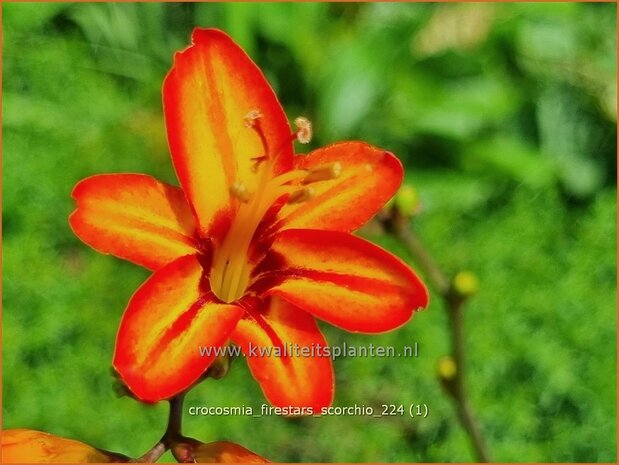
[171, 436, 269, 463]
[437, 355, 457, 381]
[453, 271, 480, 297]
[1, 429, 129, 463]
[204, 347, 236, 380]
[389, 184, 421, 217]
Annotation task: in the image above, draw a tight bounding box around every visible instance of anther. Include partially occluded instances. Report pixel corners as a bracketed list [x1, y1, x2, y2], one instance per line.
[230, 181, 252, 203]
[244, 110, 263, 128]
[303, 162, 342, 184]
[294, 117, 312, 144]
[287, 187, 316, 204]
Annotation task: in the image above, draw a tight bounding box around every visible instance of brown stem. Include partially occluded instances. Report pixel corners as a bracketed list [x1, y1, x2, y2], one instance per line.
[135, 442, 166, 464]
[379, 209, 491, 462]
[130, 354, 236, 462]
[164, 393, 186, 445]
[134, 393, 186, 463]
[447, 299, 491, 463]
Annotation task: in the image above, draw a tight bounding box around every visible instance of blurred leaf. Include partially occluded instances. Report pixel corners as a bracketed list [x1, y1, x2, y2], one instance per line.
[411, 173, 494, 213]
[463, 137, 556, 189]
[68, 3, 176, 82]
[318, 42, 382, 138]
[2, 3, 69, 33]
[537, 84, 608, 197]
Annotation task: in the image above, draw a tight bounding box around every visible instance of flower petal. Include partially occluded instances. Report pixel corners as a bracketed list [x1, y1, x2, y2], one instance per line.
[1, 429, 128, 463]
[270, 142, 402, 233]
[192, 441, 269, 463]
[172, 437, 270, 464]
[163, 28, 293, 240]
[231, 296, 333, 410]
[113, 255, 243, 402]
[69, 174, 198, 270]
[255, 229, 428, 333]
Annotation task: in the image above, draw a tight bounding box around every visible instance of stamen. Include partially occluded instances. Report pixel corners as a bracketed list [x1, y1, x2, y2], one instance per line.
[211, 114, 317, 303]
[230, 181, 252, 203]
[244, 110, 263, 128]
[271, 169, 308, 186]
[288, 187, 316, 204]
[294, 117, 312, 144]
[303, 162, 342, 184]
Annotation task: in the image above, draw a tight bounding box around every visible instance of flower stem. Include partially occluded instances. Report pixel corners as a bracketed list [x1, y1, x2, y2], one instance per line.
[135, 442, 166, 463]
[134, 393, 185, 463]
[164, 393, 186, 445]
[378, 207, 491, 462]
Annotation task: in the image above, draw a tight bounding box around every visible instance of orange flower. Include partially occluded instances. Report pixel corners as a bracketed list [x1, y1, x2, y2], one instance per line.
[69, 29, 428, 408]
[1, 429, 128, 463]
[172, 437, 269, 463]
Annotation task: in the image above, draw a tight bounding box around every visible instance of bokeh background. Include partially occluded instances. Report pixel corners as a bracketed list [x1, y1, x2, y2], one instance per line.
[2, 2, 616, 462]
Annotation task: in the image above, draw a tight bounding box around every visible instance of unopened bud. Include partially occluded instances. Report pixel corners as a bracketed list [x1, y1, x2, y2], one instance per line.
[204, 347, 237, 380]
[395, 185, 421, 216]
[453, 271, 480, 297]
[437, 355, 457, 381]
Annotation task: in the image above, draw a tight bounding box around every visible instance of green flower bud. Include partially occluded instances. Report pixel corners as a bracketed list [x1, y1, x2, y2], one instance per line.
[453, 271, 479, 297]
[395, 185, 421, 216]
[437, 355, 457, 381]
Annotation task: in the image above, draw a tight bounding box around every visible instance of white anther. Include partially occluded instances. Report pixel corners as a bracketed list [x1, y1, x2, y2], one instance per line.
[294, 117, 312, 144]
[230, 181, 252, 203]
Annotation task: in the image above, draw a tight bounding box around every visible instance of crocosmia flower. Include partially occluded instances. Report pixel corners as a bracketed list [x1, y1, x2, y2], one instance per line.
[1, 429, 128, 463]
[70, 29, 428, 408]
[172, 437, 269, 463]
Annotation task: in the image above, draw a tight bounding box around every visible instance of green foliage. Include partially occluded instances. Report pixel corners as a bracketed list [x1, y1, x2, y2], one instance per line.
[2, 2, 615, 462]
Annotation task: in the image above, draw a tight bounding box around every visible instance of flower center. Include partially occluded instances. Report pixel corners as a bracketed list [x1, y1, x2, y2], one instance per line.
[210, 112, 339, 303]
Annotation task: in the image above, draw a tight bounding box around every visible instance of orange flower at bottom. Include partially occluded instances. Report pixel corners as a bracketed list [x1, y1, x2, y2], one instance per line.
[172, 437, 269, 463]
[1, 429, 127, 463]
[69, 28, 429, 408]
[194, 441, 268, 463]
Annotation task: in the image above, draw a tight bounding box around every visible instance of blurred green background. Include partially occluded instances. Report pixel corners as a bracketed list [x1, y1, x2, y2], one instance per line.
[2, 2, 616, 462]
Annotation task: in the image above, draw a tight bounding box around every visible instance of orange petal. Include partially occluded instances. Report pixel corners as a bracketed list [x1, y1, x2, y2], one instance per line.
[163, 28, 293, 240]
[256, 229, 428, 333]
[69, 174, 198, 270]
[1, 429, 128, 463]
[113, 255, 243, 402]
[172, 437, 269, 463]
[193, 441, 269, 463]
[270, 142, 402, 233]
[231, 296, 333, 410]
